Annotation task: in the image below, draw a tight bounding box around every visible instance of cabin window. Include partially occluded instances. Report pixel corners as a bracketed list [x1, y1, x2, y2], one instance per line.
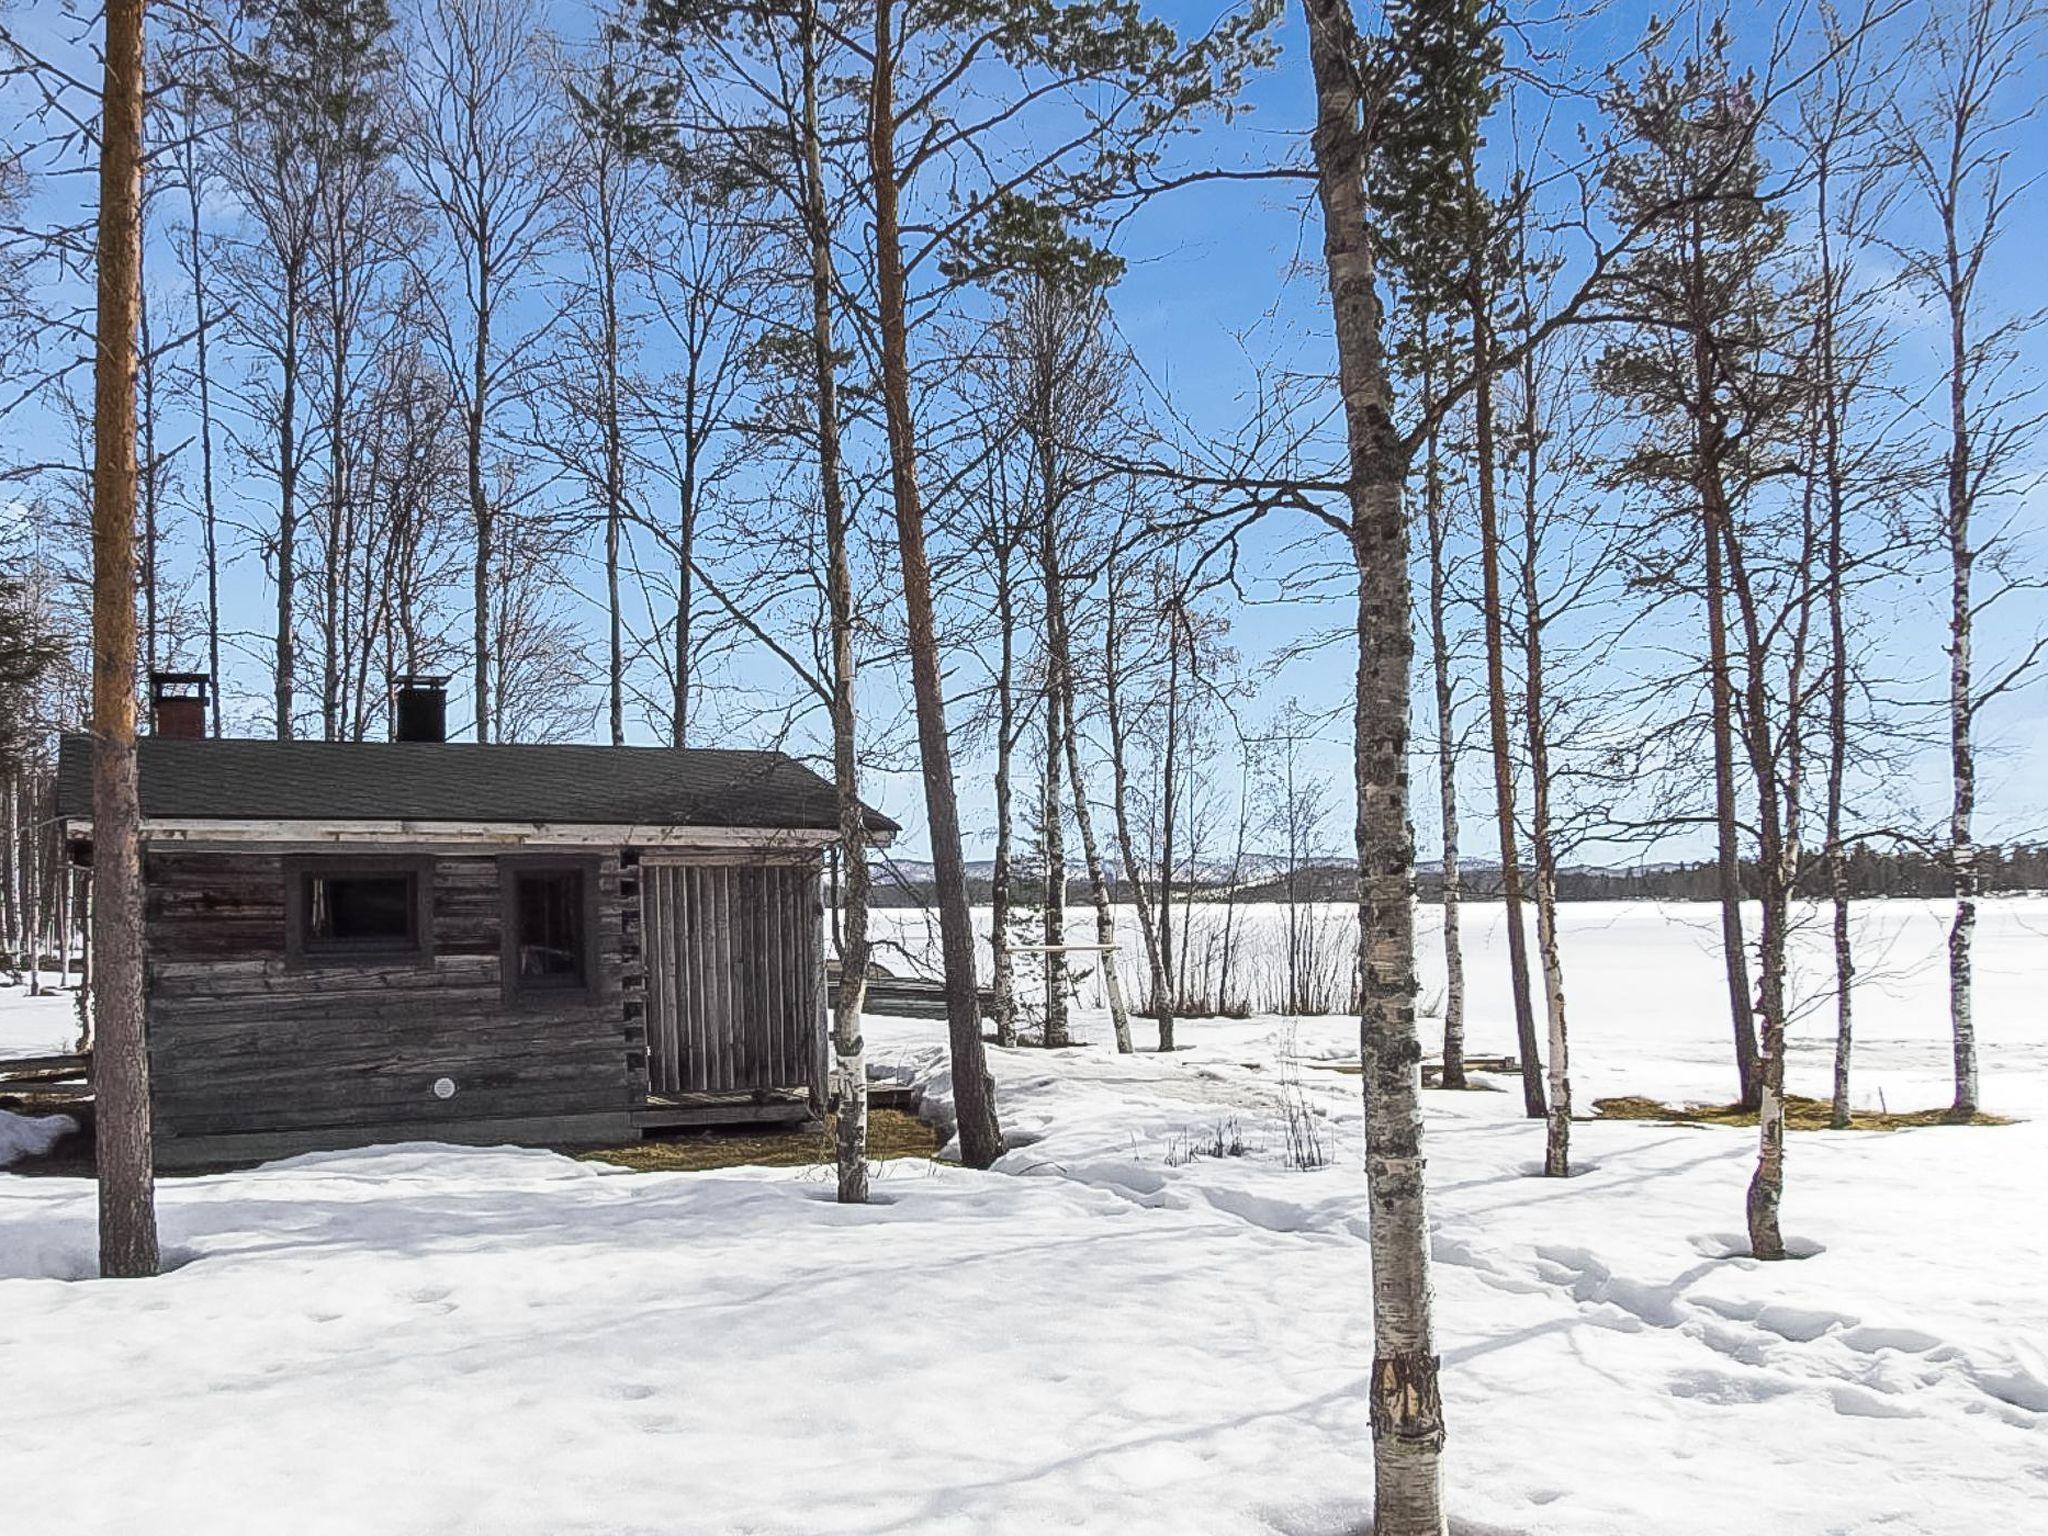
[284, 856, 433, 967]
[502, 858, 597, 996]
[309, 873, 413, 945]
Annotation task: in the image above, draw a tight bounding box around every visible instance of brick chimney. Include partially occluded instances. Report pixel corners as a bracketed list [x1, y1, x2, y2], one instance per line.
[149, 672, 209, 739]
[392, 675, 449, 743]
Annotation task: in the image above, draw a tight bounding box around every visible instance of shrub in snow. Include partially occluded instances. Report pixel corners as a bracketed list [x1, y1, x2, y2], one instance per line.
[1278, 1021, 1331, 1171]
[1165, 1117, 1252, 1166]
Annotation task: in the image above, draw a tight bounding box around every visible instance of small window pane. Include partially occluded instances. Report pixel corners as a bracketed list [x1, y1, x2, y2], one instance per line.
[516, 871, 584, 984]
[308, 874, 413, 946]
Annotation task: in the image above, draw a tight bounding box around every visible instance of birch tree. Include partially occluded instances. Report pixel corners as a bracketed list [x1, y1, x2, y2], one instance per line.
[1792, 14, 1898, 1129]
[547, 28, 653, 748]
[1887, 0, 2046, 1119]
[216, 0, 392, 738]
[1395, 302, 1469, 1086]
[158, 12, 225, 734]
[1301, 0, 1448, 1522]
[637, 0, 878, 1197]
[401, 0, 565, 744]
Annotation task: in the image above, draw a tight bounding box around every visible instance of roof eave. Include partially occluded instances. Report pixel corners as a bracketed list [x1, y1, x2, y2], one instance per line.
[59, 817, 889, 850]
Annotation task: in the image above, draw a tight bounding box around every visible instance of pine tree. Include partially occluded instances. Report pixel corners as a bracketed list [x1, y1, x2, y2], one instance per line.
[1594, 24, 1812, 1257]
[1592, 23, 1790, 1114]
[858, 0, 1270, 1162]
[1370, 0, 1547, 1121]
[91, 0, 159, 1280]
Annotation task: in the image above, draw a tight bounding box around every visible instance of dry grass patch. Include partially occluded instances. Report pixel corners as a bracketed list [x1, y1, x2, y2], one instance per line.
[1592, 1094, 2016, 1132]
[575, 1108, 939, 1174]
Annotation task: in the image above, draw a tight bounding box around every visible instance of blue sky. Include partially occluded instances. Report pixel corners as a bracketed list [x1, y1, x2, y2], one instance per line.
[5, 0, 2044, 866]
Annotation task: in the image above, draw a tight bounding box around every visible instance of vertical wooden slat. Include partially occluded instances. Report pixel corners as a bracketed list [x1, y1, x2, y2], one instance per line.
[656, 864, 670, 1095]
[665, 866, 683, 1094]
[644, 865, 666, 1093]
[728, 864, 744, 1090]
[734, 865, 751, 1089]
[710, 863, 724, 1092]
[806, 868, 823, 1105]
[770, 866, 787, 1088]
[688, 864, 707, 1091]
[744, 865, 760, 1088]
[744, 864, 761, 1088]
[786, 866, 802, 1089]
[684, 866, 697, 1092]
[761, 865, 778, 1088]
[702, 864, 718, 1093]
[666, 864, 687, 1094]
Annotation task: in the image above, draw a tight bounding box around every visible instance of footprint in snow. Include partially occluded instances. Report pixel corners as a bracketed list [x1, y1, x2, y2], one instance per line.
[1840, 1323, 1944, 1355]
[1828, 1383, 1923, 1419]
[1665, 1366, 1801, 1406]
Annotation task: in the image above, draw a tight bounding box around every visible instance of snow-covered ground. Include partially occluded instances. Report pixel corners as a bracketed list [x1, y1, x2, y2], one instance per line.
[0, 981, 80, 1061]
[875, 896, 2048, 1114]
[1, 900, 2043, 1534]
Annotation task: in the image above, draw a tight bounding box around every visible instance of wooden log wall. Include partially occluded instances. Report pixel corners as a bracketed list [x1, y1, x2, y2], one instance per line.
[143, 848, 632, 1141]
[640, 859, 824, 1096]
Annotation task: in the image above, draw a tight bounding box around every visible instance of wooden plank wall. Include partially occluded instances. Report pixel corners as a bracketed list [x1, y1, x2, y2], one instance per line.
[143, 849, 632, 1140]
[641, 859, 823, 1095]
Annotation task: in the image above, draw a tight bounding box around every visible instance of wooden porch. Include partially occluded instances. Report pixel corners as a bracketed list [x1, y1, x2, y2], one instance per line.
[632, 1087, 816, 1132]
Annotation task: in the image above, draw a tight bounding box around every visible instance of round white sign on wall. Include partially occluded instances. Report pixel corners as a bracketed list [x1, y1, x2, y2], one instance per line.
[432, 1077, 457, 1100]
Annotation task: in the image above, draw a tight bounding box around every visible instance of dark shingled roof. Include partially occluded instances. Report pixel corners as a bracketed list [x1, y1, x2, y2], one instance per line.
[55, 736, 897, 835]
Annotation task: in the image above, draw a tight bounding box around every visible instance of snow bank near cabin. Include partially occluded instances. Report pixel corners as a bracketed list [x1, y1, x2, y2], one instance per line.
[0, 1109, 75, 1167]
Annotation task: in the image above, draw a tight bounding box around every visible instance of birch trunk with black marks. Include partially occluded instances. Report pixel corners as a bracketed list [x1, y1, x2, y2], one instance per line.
[193, 257, 223, 736]
[1302, 0, 1446, 1525]
[990, 542, 1019, 1048]
[1038, 508, 1070, 1049]
[674, 436, 696, 745]
[1471, 310, 1544, 1119]
[1815, 163, 1855, 1130]
[1154, 601, 1182, 1048]
[1420, 392, 1465, 1090]
[1724, 516, 1795, 1261]
[468, 309, 492, 742]
[1051, 564, 1132, 1052]
[1518, 365, 1571, 1178]
[1, 781, 17, 979]
[170, 55, 224, 735]
[1906, 0, 2042, 1121]
[1943, 272, 1978, 1120]
[599, 165, 625, 747]
[1104, 578, 1168, 1051]
[91, 0, 160, 1279]
[275, 276, 303, 740]
[795, 0, 869, 1200]
[867, 0, 1002, 1166]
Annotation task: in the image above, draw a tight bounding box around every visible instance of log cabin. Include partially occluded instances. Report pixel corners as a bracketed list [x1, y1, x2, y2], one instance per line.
[54, 675, 894, 1169]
